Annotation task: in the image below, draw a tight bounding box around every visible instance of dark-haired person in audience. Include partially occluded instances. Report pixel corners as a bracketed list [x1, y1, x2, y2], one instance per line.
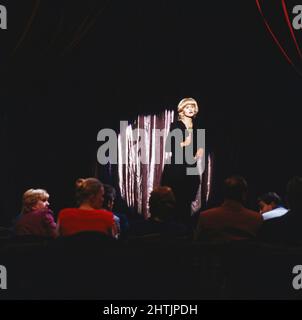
[195, 176, 262, 242]
[103, 184, 129, 238]
[128, 186, 189, 240]
[257, 192, 288, 221]
[57, 178, 118, 238]
[259, 177, 302, 245]
[15, 189, 57, 238]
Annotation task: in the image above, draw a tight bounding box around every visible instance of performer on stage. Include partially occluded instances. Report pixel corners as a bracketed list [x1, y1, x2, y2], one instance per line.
[161, 98, 204, 225]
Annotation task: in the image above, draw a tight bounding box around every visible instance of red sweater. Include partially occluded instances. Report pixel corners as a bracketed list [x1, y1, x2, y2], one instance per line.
[58, 208, 114, 237]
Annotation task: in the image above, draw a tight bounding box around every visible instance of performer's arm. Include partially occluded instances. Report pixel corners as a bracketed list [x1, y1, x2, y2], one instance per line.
[180, 132, 192, 147]
[195, 148, 204, 159]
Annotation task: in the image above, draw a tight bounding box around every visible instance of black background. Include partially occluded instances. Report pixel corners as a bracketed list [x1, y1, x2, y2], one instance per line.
[0, 0, 302, 225]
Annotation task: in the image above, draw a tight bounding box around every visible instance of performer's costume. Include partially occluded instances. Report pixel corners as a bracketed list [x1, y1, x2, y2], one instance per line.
[161, 120, 204, 224]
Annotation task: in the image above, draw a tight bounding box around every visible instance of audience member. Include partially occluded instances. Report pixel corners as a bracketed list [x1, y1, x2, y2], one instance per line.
[15, 189, 57, 238]
[195, 176, 262, 242]
[259, 177, 302, 245]
[128, 186, 189, 240]
[103, 184, 129, 238]
[57, 178, 117, 238]
[257, 192, 288, 221]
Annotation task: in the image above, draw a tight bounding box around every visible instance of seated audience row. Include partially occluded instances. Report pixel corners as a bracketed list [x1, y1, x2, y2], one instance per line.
[12, 175, 302, 247]
[14, 179, 124, 239]
[195, 175, 302, 246]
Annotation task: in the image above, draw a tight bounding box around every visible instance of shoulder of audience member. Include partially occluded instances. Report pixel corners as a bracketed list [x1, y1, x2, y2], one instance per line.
[58, 208, 113, 216]
[57, 208, 74, 216]
[42, 209, 56, 224]
[245, 207, 263, 218]
[39, 208, 54, 215]
[198, 206, 222, 218]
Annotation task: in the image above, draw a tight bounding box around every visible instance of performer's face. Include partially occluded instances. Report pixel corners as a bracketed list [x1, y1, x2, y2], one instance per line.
[183, 104, 195, 118]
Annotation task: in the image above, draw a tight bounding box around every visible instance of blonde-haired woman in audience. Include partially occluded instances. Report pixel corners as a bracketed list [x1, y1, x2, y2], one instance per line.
[15, 188, 57, 238]
[57, 178, 118, 238]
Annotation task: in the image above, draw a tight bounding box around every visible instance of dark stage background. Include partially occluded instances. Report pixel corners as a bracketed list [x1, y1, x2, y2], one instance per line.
[0, 0, 301, 226]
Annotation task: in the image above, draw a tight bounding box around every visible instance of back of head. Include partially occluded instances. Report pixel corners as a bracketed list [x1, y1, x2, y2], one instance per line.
[149, 186, 176, 221]
[75, 178, 103, 207]
[223, 175, 248, 204]
[22, 188, 49, 214]
[103, 184, 116, 210]
[287, 176, 302, 211]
